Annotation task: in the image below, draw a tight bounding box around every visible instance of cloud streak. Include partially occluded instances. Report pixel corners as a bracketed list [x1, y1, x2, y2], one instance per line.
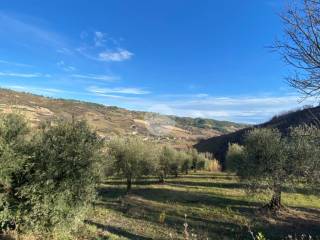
[92, 93, 318, 124]
[88, 86, 150, 95]
[71, 74, 118, 82]
[0, 72, 50, 78]
[0, 59, 33, 68]
[98, 49, 134, 62]
[3, 85, 67, 96]
[0, 12, 65, 48]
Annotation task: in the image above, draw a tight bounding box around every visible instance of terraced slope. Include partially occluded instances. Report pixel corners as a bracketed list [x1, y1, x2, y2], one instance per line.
[0, 88, 246, 147]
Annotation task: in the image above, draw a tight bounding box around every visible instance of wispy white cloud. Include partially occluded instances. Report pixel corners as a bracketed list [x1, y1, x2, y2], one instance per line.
[71, 74, 118, 82]
[149, 94, 318, 123]
[98, 49, 133, 62]
[94, 31, 107, 47]
[90, 93, 317, 123]
[0, 12, 65, 48]
[88, 86, 150, 95]
[57, 47, 73, 55]
[3, 85, 66, 96]
[76, 30, 133, 62]
[57, 61, 76, 72]
[0, 72, 50, 78]
[0, 59, 33, 67]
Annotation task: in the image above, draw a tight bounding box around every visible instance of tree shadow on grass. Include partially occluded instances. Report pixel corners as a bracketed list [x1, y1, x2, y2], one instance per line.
[180, 174, 237, 181]
[97, 185, 260, 216]
[166, 180, 246, 189]
[131, 188, 258, 212]
[103, 180, 160, 186]
[85, 220, 153, 240]
[282, 186, 320, 196]
[0, 235, 15, 240]
[294, 206, 320, 216]
[97, 186, 320, 239]
[258, 214, 320, 239]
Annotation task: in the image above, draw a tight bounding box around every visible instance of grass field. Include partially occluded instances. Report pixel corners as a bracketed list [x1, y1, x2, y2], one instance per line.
[85, 172, 320, 240]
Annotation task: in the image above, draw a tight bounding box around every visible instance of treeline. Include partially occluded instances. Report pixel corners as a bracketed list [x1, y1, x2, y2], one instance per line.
[107, 137, 220, 191]
[0, 113, 219, 238]
[225, 126, 320, 210]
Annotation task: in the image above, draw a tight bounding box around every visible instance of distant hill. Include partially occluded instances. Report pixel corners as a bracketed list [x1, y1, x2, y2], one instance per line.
[0, 88, 246, 148]
[195, 105, 320, 167]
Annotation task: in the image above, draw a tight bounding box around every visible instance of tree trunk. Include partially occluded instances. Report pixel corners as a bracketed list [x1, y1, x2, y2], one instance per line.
[185, 169, 188, 175]
[126, 178, 132, 193]
[267, 188, 282, 211]
[159, 172, 165, 184]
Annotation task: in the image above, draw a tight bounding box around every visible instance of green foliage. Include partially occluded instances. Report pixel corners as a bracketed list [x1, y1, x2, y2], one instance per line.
[0, 113, 29, 144]
[225, 143, 245, 172]
[157, 145, 176, 182]
[256, 232, 267, 240]
[179, 151, 192, 174]
[238, 126, 320, 209]
[189, 148, 199, 172]
[108, 137, 157, 191]
[0, 113, 29, 231]
[0, 114, 103, 236]
[288, 125, 320, 185]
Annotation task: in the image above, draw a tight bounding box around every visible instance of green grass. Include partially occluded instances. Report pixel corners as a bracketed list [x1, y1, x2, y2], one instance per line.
[86, 172, 320, 240]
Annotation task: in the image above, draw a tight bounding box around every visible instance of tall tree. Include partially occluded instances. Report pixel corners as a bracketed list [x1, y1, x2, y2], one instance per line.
[108, 137, 155, 192]
[274, 0, 320, 97]
[238, 127, 320, 211]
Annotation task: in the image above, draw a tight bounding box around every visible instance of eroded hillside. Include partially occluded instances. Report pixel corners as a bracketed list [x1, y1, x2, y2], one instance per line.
[0, 88, 246, 148]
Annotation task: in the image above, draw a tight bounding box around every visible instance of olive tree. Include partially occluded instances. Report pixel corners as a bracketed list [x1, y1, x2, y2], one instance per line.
[0, 113, 29, 231]
[238, 128, 289, 210]
[225, 143, 245, 172]
[288, 125, 320, 185]
[238, 127, 320, 211]
[21, 120, 103, 233]
[0, 115, 103, 235]
[180, 151, 192, 174]
[157, 145, 176, 183]
[189, 148, 199, 172]
[108, 137, 156, 192]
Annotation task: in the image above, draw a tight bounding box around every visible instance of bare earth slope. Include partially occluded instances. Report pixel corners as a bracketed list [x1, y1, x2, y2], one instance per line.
[0, 88, 246, 147]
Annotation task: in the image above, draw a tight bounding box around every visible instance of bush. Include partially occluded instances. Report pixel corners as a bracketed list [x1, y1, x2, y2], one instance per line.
[225, 143, 245, 172]
[0, 115, 103, 236]
[205, 159, 221, 172]
[0, 113, 29, 231]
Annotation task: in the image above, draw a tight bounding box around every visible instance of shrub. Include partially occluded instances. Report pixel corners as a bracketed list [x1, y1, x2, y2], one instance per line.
[225, 143, 245, 172]
[0, 116, 103, 236]
[0, 113, 29, 232]
[205, 159, 221, 172]
[22, 120, 103, 234]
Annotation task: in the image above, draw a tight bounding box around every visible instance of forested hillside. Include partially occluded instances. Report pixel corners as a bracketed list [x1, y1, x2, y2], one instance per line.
[195, 105, 320, 167]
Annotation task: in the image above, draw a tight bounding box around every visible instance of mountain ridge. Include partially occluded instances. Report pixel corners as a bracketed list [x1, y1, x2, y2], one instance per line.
[0, 88, 247, 148]
[195, 104, 320, 167]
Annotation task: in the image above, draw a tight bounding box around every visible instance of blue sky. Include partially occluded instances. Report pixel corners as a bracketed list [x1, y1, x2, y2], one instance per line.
[0, 0, 317, 123]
